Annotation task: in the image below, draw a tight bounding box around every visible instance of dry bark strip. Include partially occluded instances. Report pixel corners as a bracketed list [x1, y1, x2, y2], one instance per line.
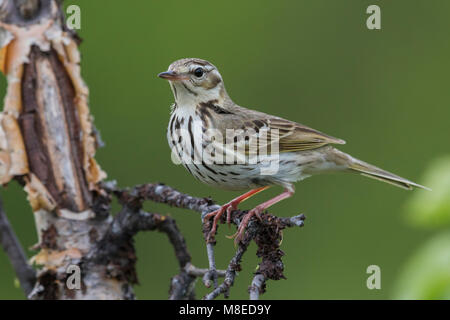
[0, 0, 125, 299]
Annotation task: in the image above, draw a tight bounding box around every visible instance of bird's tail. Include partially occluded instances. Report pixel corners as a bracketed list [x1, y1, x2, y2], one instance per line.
[331, 148, 430, 190]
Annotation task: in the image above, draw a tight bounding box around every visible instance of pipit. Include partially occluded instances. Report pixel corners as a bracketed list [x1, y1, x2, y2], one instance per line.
[158, 58, 428, 244]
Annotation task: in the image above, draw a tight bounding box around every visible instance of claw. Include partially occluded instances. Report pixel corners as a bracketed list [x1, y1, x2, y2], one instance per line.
[225, 231, 238, 240]
[232, 207, 265, 245]
[204, 207, 225, 242]
[204, 202, 237, 242]
[203, 187, 271, 242]
[226, 206, 233, 228]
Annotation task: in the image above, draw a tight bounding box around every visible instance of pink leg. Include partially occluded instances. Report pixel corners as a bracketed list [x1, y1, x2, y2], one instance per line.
[233, 188, 294, 245]
[203, 186, 270, 242]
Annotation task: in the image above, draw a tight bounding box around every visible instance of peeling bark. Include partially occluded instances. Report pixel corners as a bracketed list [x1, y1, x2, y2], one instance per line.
[0, 0, 124, 299]
[20, 45, 91, 212]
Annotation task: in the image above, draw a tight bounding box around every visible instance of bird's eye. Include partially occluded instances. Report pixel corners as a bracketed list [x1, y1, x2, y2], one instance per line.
[193, 67, 204, 78]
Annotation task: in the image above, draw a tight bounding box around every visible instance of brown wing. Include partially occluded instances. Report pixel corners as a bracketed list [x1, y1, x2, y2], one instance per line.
[267, 118, 345, 152]
[211, 103, 345, 154]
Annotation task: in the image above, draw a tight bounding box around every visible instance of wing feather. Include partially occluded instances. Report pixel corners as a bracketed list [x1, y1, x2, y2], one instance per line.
[267, 118, 345, 152]
[210, 103, 346, 155]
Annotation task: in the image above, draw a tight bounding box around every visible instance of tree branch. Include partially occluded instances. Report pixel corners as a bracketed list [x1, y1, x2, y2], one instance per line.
[204, 237, 252, 300]
[103, 181, 219, 216]
[203, 243, 218, 288]
[0, 195, 36, 296]
[249, 274, 266, 300]
[105, 182, 306, 229]
[104, 182, 306, 300]
[87, 201, 226, 300]
[185, 263, 226, 278]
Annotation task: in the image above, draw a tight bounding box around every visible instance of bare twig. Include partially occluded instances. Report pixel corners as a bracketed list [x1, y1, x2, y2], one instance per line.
[203, 239, 251, 300]
[103, 182, 220, 216]
[185, 263, 226, 278]
[0, 196, 36, 296]
[249, 274, 266, 300]
[89, 200, 228, 300]
[112, 207, 191, 269]
[104, 182, 305, 229]
[85, 206, 191, 299]
[204, 243, 218, 288]
[103, 182, 306, 300]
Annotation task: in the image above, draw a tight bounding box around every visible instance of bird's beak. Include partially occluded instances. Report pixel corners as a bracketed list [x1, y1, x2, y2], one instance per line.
[158, 71, 189, 81]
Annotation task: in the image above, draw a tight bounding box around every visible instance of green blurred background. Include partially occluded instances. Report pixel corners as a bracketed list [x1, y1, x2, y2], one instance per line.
[1, 0, 450, 299]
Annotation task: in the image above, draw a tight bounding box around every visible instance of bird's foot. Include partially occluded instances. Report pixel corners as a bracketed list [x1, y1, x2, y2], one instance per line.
[204, 202, 238, 242]
[228, 207, 264, 245]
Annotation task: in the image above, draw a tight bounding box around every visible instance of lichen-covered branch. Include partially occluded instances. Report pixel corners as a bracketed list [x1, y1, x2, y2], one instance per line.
[85, 199, 225, 300]
[204, 234, 252, 300]
[204, 243, 218, 288]
[249, 274, 266, 300]
[107, 182, 306, 300]
[104, 182, 220, 217]
[106, 182, 306, 229]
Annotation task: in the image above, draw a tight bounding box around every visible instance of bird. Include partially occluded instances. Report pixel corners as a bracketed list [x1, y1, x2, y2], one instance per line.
[158, 58, 428, 244]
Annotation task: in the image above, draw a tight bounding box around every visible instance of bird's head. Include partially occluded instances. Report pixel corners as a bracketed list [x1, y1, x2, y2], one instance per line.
[158, 58, 227, 106]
